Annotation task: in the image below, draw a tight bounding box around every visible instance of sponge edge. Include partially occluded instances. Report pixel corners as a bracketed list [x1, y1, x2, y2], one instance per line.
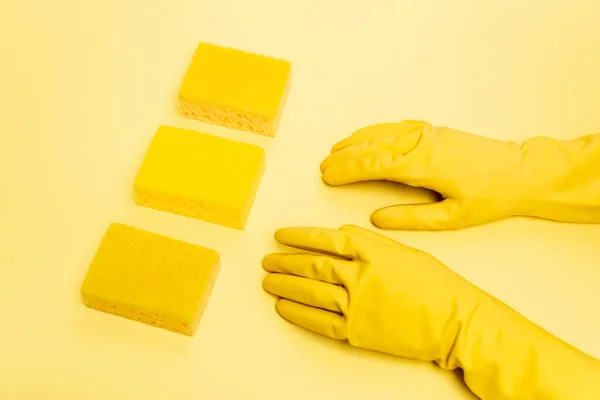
[134, 125, 266, 230]
[80, 223, 221, 336]
[178, 42, 291, 137]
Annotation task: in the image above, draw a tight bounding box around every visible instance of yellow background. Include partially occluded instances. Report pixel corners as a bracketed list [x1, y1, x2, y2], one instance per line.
[1, 1, 600, 399]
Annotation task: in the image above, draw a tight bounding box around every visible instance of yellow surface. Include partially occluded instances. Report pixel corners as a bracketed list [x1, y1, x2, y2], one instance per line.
[2, 1, 600, 399]
[134, 125, 265, 229]
[179, 42, 291, 137]
[81, 223, 221, 336]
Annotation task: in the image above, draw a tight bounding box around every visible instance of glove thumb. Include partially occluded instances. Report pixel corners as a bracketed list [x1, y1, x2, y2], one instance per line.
[371, 201, 464, 230]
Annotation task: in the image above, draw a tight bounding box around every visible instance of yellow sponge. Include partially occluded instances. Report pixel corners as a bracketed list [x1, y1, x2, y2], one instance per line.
[80, 223, 220, 336]
[178, 42, 291, 137]
[134, 125, 265, 230]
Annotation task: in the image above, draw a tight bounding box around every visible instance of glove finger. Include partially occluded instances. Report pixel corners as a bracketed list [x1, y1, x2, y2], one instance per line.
[263, 273, 349, 314]
[320, 129, 422, 173]
[331, 120, 429, 153]
[339, 224, 408, 250]
[322, 154, 424, 187]
[371, 201, 464, 230]
[320, 140, 374, 172]
[262, 253, 359, 286]
[274, 227, 363, 260]
[275, 299, 347, 340]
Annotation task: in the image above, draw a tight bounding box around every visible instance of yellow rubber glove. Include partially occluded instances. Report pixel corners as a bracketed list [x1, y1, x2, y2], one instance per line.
[320, 120, 600, 230]
[263, 224, 600, 399]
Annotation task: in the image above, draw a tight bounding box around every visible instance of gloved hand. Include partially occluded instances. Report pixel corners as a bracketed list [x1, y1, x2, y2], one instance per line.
[263, 224, 600, 399]
[319, 120, 600, 229]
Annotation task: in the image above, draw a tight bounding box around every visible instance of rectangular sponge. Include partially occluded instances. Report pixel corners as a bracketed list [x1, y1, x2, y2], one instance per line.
[80, 223, 220, 336]
[134, 125, 265, 230]
[179, 42, 291, 137]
